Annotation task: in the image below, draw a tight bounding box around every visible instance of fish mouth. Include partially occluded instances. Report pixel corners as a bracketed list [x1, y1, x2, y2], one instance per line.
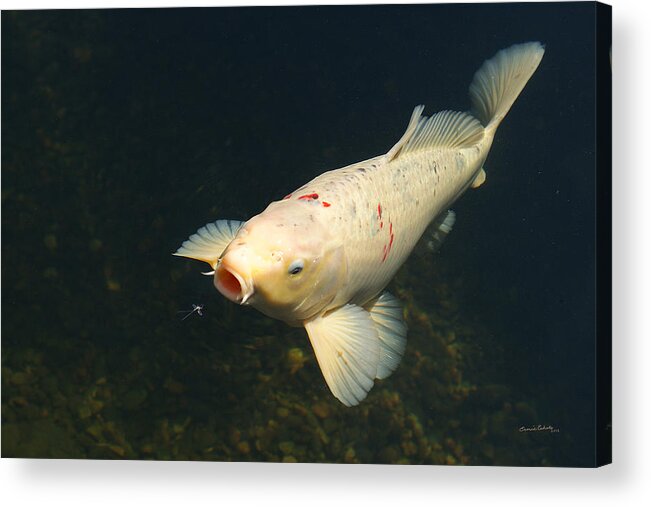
[215, 262, 254, 305]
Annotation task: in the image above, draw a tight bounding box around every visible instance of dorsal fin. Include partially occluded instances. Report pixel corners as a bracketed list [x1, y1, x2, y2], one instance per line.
[386, 105, 425, 161]
[387, 108, 484, 161]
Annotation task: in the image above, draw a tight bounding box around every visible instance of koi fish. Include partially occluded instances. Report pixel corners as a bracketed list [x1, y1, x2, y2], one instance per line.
[174, 42, 545, 406]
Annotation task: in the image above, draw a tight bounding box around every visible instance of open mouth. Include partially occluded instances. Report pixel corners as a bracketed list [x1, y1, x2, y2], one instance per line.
[215, 263, 253, 304]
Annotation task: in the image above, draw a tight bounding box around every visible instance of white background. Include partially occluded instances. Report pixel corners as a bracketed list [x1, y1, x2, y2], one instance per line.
[1, 0, 649, 505]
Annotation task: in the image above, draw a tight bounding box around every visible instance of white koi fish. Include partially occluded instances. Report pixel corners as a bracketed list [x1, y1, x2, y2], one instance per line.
[174, 42, 545, 406]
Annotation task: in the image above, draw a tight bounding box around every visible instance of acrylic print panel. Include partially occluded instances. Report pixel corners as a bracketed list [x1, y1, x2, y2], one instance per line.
[1, 2, 611, 466]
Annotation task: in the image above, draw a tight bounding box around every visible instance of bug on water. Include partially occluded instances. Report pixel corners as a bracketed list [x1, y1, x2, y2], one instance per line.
[178, 303, 204, 321]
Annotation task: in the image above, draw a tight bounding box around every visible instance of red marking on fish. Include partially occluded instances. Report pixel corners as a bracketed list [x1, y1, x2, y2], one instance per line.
[377, 203, 382, 219]
[380, 221, 395, 262]
[283, 193, 292, 200]
[298, 193, 319, 200]
[322, 201, 331, 207]
[380, 221, 383, 229]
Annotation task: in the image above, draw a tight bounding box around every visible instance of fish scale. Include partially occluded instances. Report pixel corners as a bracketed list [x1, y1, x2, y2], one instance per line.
[283, 144, 484, 309]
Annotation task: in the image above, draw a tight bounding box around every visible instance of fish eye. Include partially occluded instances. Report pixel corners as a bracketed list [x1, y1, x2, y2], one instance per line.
[288, 259, 304, 275]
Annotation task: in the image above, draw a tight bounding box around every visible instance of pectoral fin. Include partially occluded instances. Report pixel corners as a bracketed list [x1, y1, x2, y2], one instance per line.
[364, 292, 407, 380]
[421, 209, 456, 253]
[304, 305, 380, 407]
[173, 219, 244, 268]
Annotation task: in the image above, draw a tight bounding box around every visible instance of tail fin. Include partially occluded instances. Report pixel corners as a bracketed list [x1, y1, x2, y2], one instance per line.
[469, 42, 545, 132]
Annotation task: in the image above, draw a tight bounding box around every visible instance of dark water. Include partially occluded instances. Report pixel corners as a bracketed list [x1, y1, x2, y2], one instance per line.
[2, 3, 607, 466]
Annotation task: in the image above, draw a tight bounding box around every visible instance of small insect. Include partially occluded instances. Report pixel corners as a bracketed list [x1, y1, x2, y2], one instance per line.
[178, 303, 204, 321]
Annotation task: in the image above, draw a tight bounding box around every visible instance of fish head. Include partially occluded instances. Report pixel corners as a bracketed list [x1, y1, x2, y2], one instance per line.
[214, 206, 346, 322]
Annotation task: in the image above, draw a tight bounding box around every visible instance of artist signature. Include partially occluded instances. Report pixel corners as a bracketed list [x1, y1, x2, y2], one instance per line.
[519, 424, 560, 433]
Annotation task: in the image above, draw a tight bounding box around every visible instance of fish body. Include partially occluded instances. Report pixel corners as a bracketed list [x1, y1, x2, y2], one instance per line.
[278, 125, 486, 311]
[175, 42, 545, 406]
